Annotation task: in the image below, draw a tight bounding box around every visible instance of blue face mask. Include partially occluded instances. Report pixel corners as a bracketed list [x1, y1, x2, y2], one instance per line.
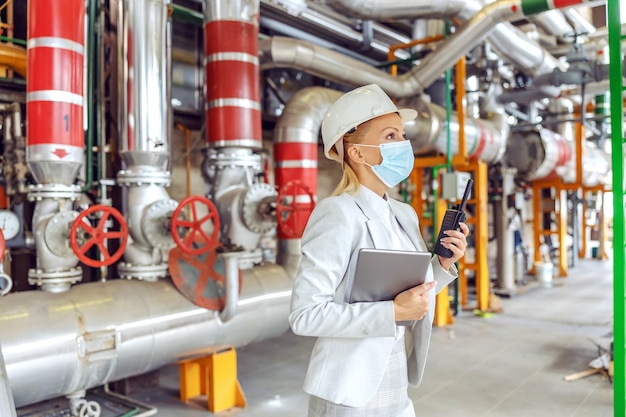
[353, 140, 414, 188]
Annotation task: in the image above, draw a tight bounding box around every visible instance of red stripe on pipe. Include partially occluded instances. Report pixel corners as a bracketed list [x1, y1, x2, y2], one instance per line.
[205, 62, 259, 102]
[204, 21, 258, 56]
[274, 143, 318, 161]
[553, 0, 583, 8]
[28, 0, 85, 42]
[472, 123, 487, 158]
[556, 138, 572, 166]
[27, 48, 83, 94]
[275, 169, 318, 195]
[207, 107, 262, 143]
[27, 102, 83, 147]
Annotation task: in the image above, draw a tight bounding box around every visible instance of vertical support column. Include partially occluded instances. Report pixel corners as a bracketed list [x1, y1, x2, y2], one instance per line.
[474, 161, 489, 311]
[456, 161, 489, 312]
[433, 195, 453, 326]
[557, 188, 568, 277]
[579, 190, 587, 258]
[607, 0, 625, 412]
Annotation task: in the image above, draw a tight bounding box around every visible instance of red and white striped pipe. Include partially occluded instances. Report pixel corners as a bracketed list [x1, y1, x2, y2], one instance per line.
[26, 0, 85, 186]
[204, 2, 262, 149]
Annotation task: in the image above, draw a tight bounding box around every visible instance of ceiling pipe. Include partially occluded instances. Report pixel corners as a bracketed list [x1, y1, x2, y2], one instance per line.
[261, 0, 412, 60]
[561, 8, 597, 34]
[528, 10, 574, 43]
[323, 0, 587, 80]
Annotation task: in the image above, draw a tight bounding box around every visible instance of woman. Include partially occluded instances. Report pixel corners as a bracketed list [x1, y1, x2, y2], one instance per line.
[289, 84, 469, 416]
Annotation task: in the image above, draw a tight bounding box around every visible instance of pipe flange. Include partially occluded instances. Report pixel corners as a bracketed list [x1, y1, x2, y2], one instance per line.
[45, 211, 79, 258]
[242, 183, 277, 234]
[141, 199, 178, 250]
[205, 148, 262, 169]
[27, 184, 82, 202]
[117, 169, 171, 187]
[28, 267, 82, 292]
[117, 262, 169, 281]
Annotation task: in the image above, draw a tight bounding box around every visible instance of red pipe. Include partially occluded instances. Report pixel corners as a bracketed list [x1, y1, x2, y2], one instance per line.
[27, 0, 84, 152]
[204, 20, 262, 148]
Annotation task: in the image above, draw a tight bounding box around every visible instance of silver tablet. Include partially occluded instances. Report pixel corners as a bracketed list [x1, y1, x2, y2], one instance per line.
[349, 248, 433, 303]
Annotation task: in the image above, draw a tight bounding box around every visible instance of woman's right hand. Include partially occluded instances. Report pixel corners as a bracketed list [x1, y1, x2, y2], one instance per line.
[393, 281, 436, 321]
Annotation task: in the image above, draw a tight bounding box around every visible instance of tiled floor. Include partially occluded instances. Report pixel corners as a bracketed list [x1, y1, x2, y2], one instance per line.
[124, 256, 615, 417]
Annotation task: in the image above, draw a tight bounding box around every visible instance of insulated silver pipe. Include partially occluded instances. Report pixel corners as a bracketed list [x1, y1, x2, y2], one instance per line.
[0, 346, 16, 417]
[324, 0, 566, 80]
[404, 98, 508, 163]
[529, 10, 574, 43]
[118, 0, 171, 172]
[3, 264, 292, 408]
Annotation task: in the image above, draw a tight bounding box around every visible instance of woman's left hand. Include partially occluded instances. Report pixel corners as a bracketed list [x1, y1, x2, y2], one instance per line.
[437, 222, 470, 271]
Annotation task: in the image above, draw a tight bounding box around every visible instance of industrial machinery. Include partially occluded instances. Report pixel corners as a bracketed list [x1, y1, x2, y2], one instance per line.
[0, 0, 618, 415]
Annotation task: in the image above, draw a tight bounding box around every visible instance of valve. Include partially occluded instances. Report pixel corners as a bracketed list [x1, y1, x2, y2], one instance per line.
[70, 205, 129, 268]
[171, 195, 220, 256]
[276, 180, 315, 238]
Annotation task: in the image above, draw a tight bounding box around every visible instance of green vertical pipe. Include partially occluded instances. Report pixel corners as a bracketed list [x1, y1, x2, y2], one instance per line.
[444, 21, 453, 169]
[82, 0, 96, 192]
[608, 0, 625, 415]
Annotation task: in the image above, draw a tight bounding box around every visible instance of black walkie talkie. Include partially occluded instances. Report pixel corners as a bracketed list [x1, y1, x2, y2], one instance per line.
[433, 178, 473, 258]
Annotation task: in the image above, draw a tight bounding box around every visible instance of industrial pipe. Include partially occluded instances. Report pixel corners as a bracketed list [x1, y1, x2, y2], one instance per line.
[204, 0, 262, 149]
[26, 0, 85, 186]
[3, 264, 292, 408]
[0, 43, 26, 78]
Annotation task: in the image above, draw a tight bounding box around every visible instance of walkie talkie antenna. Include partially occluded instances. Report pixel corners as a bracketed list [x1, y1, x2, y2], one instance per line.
[458, 179, 473, 212]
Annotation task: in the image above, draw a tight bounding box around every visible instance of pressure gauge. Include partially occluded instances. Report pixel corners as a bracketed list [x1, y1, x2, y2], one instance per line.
[0, 210, 20, 240]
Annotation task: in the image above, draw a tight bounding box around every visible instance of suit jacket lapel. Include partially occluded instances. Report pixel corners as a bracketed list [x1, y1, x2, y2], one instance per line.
[350, 189, 393, 249]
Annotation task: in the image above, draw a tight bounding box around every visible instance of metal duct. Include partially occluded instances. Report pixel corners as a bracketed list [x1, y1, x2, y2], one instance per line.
[324, 0, 568, 80]
[274, 87, 340, 203]
[3, 264, 292, 407]
[506, 128, 610, 186]
[506, 128, 570, 181]
[562, 8, 596, 34]
[528, 10, 574, 43]
[261, 0, 412, 62]
[204, 0, 262, 149]
[404, 98, 508, 163]
[118, 0, 171, 173]
[26, 0, 85, 186]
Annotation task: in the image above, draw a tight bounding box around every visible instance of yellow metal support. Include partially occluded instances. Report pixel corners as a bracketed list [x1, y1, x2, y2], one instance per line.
[458, 161, 490, 311]
[433, 196, 453, 326]
[179, 347, 247, 413]
[531, 179, 568, 277]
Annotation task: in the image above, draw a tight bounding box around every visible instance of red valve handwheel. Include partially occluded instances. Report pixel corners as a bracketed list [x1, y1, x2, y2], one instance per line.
[70, 205, 129, 268]
[276, 180, 315, 238]
[171, 195, 220, 256]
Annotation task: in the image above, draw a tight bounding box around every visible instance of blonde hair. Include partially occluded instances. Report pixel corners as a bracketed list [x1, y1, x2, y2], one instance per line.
[329, 122, 372, 196]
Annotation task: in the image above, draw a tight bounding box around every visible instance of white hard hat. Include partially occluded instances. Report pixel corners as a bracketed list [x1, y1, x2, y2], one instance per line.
[321, 84, 417, 163]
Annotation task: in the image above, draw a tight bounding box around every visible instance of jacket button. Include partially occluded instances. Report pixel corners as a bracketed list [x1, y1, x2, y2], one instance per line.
[362, 327, 369, 335]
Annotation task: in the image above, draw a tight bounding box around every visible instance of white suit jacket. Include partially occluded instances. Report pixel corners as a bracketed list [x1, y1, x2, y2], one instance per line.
[289, 187, 457, 407]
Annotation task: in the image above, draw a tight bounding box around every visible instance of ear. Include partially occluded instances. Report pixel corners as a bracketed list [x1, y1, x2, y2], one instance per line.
[346, 145, 366, 165]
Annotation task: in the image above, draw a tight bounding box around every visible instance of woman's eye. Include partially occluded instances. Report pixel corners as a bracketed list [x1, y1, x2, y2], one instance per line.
[386, 132, 397, 140]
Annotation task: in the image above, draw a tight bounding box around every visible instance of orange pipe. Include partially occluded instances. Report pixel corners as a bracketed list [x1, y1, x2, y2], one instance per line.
[0, 43, 26, 78]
